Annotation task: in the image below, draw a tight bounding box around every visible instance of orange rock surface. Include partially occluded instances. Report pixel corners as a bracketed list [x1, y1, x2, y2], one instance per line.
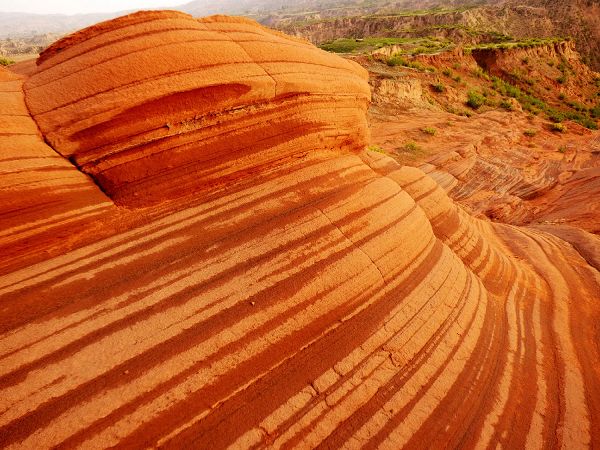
[0, 11, 599, 449]
[25, 11, 370, 206]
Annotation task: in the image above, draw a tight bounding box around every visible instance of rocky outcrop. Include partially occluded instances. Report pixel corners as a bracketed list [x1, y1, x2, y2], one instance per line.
[24, 11, 371, 206]
[1, 11, 599, 450]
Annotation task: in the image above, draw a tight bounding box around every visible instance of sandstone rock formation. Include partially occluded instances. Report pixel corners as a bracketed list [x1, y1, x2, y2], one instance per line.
[0, 11, 599, 449]
[24, 11, 370, 206]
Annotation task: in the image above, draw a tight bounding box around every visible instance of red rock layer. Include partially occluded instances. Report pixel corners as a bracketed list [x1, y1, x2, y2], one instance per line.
[1, 12, 599, 450]
[24, 11, 370, 206]
[0, 67, 113, 274]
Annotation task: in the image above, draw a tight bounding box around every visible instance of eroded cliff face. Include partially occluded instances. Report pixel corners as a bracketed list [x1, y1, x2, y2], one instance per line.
[471, 40, 598, 102]
[0, 11, 599, 450]
[24, 11, 371, 206]
[278, 1, 600, 71]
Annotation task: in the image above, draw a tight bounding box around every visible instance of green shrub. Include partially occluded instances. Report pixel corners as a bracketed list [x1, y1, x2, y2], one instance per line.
[466, 90, 486, 109]
[557, 74, 568, 84]
[387, 55, 407, 67]
[421, 126, 437, 135]
[387, 55, 435, 72]
[442, 68, 452, 77]
[551, 123, 566, 132]
[404, 141, 421, 152]
[558, 145, 567, 153]
[431, 82, 445, 93]
[548, 111, 565, 123]
[500, 99, 513, 110]
[453, 75, 462, 82]
[558, 93, 566, 101]
[524, 129, 537, 137]
[575, 117, 598, 130]
[0, 56, 14, 66]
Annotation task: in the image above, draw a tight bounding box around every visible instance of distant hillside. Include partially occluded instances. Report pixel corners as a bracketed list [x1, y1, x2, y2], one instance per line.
[0, 0, 597, 70]
[0, 12, 118, 38]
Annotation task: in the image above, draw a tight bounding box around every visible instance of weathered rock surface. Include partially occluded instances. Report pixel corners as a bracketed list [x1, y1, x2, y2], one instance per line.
[0, 11, 599, 450]
[24, 11, 370, 206]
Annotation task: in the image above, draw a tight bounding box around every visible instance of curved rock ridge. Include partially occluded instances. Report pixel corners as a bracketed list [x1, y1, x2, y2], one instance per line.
[24, 11, 371, 206]
[0, 67, 114, 274]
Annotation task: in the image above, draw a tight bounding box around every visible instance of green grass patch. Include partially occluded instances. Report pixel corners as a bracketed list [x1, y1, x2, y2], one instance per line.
[421, 127, 437, 135]
[466, 37, 567, 52]
[387, 54, 435, 72]
[367, 144, 386, 154]
[319, 37, 412, 53]
[466, 90, 486, 109]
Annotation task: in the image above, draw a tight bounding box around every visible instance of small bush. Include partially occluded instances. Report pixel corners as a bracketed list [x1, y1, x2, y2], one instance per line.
[557, 74, 568, 84]
[453, 75, 462, 82]
[500, 99, 513, 110]
[442, 68, 452, 77]
[431, 82, 445, 93]
[551, 123, 566, 132]
[558, 93, 566, 101]
[387, 55, 435, 72]
[421, 126, 437, 135]
[548, 111, 565, 123]
[387, 55, 407, 67]
[558, 145, 567, 153]
[0, 56, 14, 66]
[466, 90, 486, 109]
[576, 117, 598, 130]
[404, 141, 421, 152]
[524, 129, 537, 137]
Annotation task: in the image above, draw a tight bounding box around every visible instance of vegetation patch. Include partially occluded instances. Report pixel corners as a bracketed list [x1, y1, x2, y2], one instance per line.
[0, 56, 14, 66]
[367, 144, 386, 154]
[404, 141, 421, 152]
[320, 36, 452, 55]
[386, 54, 436, 72]
[490, 76, 598, 130]
[421, 127, 437, 135]
[466, 90, 486, 109]
[466, 37, 567, 52]
[320, 37, 413, 53]
[431, 82, 445, 93]
[500, 99, 514, 110]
